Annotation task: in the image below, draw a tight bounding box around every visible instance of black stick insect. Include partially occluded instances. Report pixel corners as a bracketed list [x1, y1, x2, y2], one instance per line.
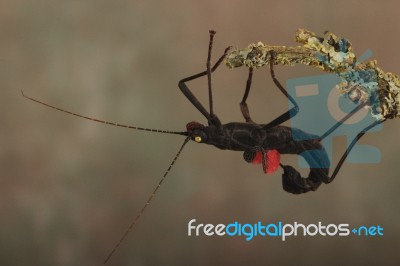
[226, 28, 400, 188]
[21, 30, 382, 263]
[225, 29, 400, 181]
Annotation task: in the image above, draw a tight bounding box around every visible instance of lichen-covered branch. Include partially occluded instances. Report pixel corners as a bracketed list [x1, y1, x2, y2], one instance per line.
[225, 29, 400, 121]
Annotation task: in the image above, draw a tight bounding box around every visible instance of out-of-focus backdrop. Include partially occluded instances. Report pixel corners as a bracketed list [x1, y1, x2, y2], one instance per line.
[1, 0, 400, 265]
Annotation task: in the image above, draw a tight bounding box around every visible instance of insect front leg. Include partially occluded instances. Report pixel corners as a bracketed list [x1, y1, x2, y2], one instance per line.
[178, 31, 231, 127]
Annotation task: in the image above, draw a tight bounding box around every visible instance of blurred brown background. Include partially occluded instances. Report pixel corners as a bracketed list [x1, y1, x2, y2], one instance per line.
[1, 0, 400, 265]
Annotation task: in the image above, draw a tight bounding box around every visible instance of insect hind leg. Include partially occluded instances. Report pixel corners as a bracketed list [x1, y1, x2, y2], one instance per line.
[280, 119, 383, 194]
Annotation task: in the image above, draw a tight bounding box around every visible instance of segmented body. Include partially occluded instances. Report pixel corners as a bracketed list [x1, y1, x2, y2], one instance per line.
[188, 121, 330, 192]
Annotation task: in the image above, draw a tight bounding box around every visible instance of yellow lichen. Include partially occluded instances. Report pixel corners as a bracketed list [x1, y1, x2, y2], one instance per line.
[225, 29, 400, 120]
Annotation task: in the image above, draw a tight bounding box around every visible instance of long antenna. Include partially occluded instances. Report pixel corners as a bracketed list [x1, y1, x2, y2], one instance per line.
[21, 90, 187, 136]
[22, 90, 192, 262]
[103, 136, 191, 264]
[207, 30, 216, 117]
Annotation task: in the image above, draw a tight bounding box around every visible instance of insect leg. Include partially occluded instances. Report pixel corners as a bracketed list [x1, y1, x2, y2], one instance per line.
[178, 31, 231, 126]
[239, 68, 255, 123]
[327, 119, 384, 183]
[281, 119, 383, 194]
[319, 102, 368, 141]
[262, 51, 299, 130]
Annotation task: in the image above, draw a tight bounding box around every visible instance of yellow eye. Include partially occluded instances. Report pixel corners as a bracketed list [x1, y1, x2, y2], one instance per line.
[194, 136, 202, 143]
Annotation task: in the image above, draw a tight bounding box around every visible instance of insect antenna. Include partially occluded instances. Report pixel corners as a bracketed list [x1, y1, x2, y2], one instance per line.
[103, 135, 191, 264]
[21, 90, 187, 136]
[207, 30, 216, 116]
[21, 90, 192, 262]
